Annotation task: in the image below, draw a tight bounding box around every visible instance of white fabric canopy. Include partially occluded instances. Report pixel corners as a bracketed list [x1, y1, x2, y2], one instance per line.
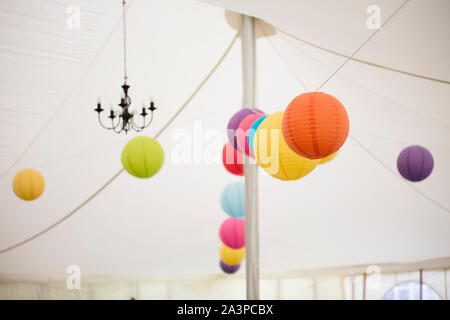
[0, 0, 449, 282]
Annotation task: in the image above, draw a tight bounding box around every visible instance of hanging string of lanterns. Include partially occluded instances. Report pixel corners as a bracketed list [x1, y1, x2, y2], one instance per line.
[219, 114, 252, 274]
[8, 91, 436, 278]
[218, 182, 246, 274]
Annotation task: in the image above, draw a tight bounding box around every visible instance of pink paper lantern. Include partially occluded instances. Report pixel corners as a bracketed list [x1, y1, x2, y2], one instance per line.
[236, 114, 265, 158]
[219, 218, 245, 249]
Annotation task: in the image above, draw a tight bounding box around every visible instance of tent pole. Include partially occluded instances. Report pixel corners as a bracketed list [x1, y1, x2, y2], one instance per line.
[241, 14, 259, 300]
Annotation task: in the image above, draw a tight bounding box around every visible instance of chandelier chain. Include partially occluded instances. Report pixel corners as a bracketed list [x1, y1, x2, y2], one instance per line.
[123, 0, 128, 83]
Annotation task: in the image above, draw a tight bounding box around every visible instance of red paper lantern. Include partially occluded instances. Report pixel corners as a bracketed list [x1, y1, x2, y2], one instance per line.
[282, 92, 349, 159]
[222, 142, 244, 176]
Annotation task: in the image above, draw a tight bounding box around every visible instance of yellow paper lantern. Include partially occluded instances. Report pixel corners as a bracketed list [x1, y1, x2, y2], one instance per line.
[319, 152, 338, 165]
[254, 112, 318, 181]
[220, 244, 245, 266]
[12, 169, 45, 201]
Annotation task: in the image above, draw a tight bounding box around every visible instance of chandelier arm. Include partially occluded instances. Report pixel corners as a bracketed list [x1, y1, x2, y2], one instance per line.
[135, 111, 153, 130]
[132, 124, 143, 132]
[129, 116, 137, 130]
[130, 116, 143, 131]
[111, 116, 123, 133]
[143, 111, 154, 128]
[112, 115, 122, 130]
[97, 113, 113, 130]
[133, 113, 146, 130]
[113, 121, 123, 133]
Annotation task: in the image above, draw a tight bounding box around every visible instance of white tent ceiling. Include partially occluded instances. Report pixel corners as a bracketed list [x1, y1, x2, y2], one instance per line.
[0, 0, 449, 280]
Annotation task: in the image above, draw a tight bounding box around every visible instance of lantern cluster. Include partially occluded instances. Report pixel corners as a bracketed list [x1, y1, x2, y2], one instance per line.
[217, 109, 267, 274]
[225, 92, 347, 182]
[218, 182, 246, 274]
[219, 121, 248, 274]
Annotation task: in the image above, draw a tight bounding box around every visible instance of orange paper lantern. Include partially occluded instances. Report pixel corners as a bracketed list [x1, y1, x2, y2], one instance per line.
[282, 92, 349, 159]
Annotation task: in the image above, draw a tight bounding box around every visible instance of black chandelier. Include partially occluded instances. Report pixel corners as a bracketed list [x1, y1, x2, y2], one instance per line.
[94, 0, 156, 134]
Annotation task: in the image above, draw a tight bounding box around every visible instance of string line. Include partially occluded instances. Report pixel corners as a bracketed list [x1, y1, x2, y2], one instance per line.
[315, 0, 411, 91]
[264, 1, 448, 85]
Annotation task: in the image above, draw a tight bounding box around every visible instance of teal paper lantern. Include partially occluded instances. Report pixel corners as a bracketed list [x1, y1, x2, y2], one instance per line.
[220, 182, 245, 218]
[248, 116, 267, 153]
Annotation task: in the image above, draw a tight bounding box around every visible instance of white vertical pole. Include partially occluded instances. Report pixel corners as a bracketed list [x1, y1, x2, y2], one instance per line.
[241, 14, 259, 300]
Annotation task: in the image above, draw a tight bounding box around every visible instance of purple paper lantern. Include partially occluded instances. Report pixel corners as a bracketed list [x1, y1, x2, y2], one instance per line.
[227, 109, 264, 150]
[220, 260, 240, 274]
[397, 145, 434, 182]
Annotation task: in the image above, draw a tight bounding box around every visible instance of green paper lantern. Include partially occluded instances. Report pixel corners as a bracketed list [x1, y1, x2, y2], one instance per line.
[121, 136, 164, 178]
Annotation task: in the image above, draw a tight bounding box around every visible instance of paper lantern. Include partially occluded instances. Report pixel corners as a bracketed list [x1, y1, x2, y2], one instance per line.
[248, 116, 267, 153]
[219, 217, 245, 249]
[282, 92, 349, 159]
[12, 169, 45, 201]
[397, 146, 434, 182]
[220, 182, 245, 218]
[236, 114, 265, 158]
[220, 244, 245, 266]
[227, 108, 263, 150]
[222, 142, 244, 176]
[121, 136, 164, 178]
[255, 112, 319, 181]
[220, 260, 240, 274]
[319, 151, 338, 165]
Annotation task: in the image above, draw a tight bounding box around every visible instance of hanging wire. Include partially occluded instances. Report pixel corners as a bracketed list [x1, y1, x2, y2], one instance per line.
[122, 0, 128, 84]
[315, 0, 411, 91]
[275, 26, 450, 85]
[262, 1, 449, 86]
[268, 22, 450, 128]
[0, 31, 240, 255]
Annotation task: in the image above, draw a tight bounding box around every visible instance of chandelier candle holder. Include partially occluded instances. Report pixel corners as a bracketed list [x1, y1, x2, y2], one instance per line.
[94, 0, 156, 134]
